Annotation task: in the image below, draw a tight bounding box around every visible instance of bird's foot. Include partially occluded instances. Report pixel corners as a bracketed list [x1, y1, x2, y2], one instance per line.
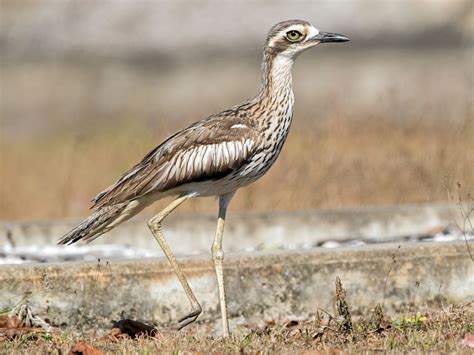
[177, 306, 202, 330]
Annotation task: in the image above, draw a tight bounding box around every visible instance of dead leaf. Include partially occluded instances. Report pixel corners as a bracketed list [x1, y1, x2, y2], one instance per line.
[110, 319, 158, 338]
[461, 334, 474, 348]
[0, 327, 45, 339]
[0, 315, 24, 329]
[70, 341, 104, 355]
[283, 320, 299, 328]
[264, 319, 276, 326]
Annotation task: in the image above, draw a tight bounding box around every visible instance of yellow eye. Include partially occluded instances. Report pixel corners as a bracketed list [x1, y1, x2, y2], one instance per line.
[286, 30, 303, 42]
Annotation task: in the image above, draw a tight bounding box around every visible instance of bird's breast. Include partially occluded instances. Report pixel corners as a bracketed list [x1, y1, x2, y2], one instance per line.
[238, 96, 294, 182]
[175, 93, 295, 197]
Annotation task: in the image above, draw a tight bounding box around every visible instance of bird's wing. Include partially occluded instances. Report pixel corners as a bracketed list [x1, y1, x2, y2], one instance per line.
[91, 114, 260, 209]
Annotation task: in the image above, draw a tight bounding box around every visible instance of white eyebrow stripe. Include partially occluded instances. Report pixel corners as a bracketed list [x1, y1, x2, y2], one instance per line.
[231, 124, 248, 129]
[307, 26, 319, 38]
[269, 24, 311, 48]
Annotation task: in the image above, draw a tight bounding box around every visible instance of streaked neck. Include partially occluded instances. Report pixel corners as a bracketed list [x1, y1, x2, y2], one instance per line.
[258, 53, 294, 101]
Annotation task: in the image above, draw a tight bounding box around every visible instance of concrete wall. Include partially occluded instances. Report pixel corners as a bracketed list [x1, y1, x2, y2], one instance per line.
[0, 242, 471, 333]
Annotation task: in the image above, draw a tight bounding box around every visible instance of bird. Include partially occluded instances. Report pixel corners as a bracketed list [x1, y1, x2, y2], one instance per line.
[58, 19, 349, 337]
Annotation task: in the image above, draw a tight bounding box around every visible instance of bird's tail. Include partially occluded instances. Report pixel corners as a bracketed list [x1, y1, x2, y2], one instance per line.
[58, 202, 133, 245]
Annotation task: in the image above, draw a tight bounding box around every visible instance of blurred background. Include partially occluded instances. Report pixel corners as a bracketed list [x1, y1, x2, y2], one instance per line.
[0, 0, 473, 220]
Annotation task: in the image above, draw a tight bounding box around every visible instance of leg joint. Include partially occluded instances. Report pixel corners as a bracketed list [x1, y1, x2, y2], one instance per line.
[212, 244, 225, 261]
[147, 216, 163, 232]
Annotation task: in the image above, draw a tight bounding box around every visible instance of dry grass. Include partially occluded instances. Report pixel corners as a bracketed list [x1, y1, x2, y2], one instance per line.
[1, 302, 472, 353]
[1, 117, 472, 220]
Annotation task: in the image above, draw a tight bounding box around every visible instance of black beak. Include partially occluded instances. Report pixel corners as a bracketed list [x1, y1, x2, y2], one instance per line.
[313, 31, 350, 43]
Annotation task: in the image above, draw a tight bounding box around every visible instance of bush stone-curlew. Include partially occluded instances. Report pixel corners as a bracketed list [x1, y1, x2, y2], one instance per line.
[59, 19, 349, 337]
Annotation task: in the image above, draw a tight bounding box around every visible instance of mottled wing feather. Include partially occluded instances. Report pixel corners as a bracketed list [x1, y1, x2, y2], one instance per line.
[92, 114, 259, 209]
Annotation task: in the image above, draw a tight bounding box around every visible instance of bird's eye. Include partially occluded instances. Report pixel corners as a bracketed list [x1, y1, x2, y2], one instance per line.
[286, 30, 303, 42]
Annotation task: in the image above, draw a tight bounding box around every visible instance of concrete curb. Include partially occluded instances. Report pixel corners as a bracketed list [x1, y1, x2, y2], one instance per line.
[0, 241, 471, 333]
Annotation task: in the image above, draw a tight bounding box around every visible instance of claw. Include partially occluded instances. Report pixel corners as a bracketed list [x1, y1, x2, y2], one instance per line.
[177, 307, 202, 330]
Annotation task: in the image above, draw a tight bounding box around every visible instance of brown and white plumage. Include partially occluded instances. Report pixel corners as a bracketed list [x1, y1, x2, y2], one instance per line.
[58, 20, 348, 336]
[93, 113, 260, 207]
[59, 111, 262, 244]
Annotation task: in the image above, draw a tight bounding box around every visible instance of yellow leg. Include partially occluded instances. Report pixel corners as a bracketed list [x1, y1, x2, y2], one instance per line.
[147, 194, 201, 330]
[211, 192, 235, 337]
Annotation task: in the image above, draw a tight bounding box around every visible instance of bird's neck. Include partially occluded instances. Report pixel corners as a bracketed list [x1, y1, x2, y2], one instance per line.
[258, 52, 294, 100]
[252, 52, 295, 136]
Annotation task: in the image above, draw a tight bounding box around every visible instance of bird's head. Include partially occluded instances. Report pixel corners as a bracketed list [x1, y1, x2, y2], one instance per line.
[264, 20, 349, 59]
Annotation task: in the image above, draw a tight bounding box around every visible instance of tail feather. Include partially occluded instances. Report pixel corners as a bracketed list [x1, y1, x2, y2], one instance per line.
[58, 203, 128, 245]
